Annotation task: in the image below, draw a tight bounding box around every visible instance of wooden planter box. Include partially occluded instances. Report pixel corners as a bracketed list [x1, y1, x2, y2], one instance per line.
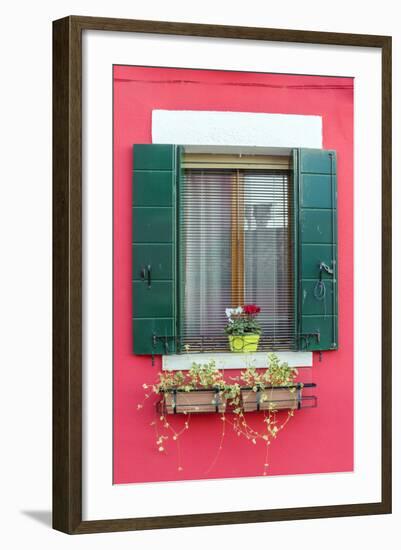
[241, 387, 300, 412]
[158, 384, 316, 415]
[163, 389, 227, 414]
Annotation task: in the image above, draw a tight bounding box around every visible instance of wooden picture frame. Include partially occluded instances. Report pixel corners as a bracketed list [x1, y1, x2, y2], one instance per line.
[53, 15, 392, 534]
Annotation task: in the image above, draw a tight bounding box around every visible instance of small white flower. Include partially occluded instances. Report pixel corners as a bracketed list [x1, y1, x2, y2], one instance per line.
[226, 306, 243, 319]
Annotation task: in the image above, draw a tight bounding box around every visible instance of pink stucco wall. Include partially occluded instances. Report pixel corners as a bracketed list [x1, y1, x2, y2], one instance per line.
[113, 65, 354, 484]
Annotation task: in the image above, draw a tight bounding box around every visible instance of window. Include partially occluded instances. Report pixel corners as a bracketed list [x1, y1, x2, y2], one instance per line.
[132, 145, 338, 356]
[180, 154, 295, 351]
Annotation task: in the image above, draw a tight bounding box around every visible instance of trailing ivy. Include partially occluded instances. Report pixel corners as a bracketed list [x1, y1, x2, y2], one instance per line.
[138, 353, 301, 476]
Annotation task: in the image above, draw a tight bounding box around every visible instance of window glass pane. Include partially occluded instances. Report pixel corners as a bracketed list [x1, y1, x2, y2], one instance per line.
[180, 170, 233, 349]
[244, 171, 294, 350]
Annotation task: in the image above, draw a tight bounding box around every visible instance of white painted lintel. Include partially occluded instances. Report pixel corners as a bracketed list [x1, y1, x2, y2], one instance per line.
[152, 110, 322, 149]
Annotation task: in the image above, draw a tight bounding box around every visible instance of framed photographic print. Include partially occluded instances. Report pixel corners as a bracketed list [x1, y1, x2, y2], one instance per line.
[52, 16, 392, 534]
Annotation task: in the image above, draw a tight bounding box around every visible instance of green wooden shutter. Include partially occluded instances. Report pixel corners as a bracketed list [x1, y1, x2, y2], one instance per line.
[294, 148, 338, 351]
[132, 144, 179, 354]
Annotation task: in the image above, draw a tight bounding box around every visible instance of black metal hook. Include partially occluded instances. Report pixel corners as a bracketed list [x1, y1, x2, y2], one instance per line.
[319, 261, 334, 276]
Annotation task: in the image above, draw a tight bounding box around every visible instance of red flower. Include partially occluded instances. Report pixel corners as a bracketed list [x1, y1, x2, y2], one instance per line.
[243, 304, 261, 315]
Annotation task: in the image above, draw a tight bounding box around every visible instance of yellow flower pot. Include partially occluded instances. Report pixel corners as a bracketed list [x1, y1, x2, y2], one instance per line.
[228, 334, 260, 353]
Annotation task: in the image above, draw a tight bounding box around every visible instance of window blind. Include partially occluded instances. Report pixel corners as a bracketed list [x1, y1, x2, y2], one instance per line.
[178, 168, 295, 352]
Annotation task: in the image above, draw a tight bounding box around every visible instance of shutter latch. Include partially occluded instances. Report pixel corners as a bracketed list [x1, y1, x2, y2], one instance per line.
[140, 265, 152, 288]
[319, 261, 333, 276]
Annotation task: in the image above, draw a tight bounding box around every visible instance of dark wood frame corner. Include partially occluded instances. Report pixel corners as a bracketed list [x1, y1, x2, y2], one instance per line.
[52, 15, 392, 534]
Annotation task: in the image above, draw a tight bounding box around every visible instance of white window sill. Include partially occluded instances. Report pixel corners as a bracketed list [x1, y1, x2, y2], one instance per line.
[162, 351, 313, 371]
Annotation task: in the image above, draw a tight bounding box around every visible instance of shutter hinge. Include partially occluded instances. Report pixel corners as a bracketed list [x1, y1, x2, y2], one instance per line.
[299, 331, 320, 349]
[152, 334, 176, 362]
